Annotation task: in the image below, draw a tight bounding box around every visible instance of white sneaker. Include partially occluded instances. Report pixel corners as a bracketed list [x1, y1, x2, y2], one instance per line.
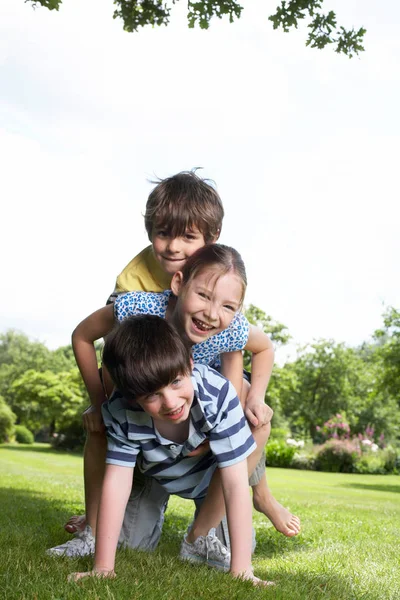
[46, 525, 95, 558]
[180, 528, 231, 572]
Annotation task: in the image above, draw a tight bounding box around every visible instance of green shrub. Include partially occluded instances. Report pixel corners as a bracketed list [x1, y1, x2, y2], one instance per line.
[0, 397, 16, 443]
[15, 425, 34, 444]
[354, 454, 385, 475]
[50, 420, 85, 452]
[381, 446, 400, 474]
[265, 440, 296, 468]
[291, 452, 317, 470]
[315, 440, 359, 473]
[270, 427, 290, 442]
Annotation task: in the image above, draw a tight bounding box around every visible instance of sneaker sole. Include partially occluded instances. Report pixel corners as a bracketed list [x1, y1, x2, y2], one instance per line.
[206, 559, 230, 572]
[179, 553, 206, 566]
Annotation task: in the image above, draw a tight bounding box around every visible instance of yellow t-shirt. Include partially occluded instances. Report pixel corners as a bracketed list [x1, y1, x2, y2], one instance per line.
[113, 245, 172, 294]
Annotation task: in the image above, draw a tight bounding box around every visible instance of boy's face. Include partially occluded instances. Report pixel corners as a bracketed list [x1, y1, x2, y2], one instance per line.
[136, 373, 194, 424]
[151, 226, 206, 276]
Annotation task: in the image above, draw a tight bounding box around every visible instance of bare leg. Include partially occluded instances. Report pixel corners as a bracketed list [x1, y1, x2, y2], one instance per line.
[187, 423, 270, 543]
[252, 476, 301, 537]
[239, 379, 301, 537]
[64, 431, 106, 535]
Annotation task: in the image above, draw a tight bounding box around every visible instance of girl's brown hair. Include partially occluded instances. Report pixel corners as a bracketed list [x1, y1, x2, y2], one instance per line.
[180, 244, 247, 306]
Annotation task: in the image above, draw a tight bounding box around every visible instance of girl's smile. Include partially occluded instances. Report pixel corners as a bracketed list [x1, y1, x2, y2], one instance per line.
[170, 268, 244, 345]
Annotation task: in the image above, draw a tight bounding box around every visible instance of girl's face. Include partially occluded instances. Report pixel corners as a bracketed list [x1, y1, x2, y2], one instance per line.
[171, 267, 244, 345]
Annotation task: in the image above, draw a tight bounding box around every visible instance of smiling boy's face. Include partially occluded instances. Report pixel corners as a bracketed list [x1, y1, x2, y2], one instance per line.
[151, 226, 206, 276]
[136, 372, 194, 425]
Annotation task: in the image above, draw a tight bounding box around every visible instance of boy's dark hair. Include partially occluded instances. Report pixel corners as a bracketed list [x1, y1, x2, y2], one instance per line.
[102, 315, 192, 402]
[144, 169, 224, 243]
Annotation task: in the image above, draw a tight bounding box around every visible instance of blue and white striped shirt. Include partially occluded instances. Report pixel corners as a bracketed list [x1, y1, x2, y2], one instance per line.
[103, 364, 256, 499]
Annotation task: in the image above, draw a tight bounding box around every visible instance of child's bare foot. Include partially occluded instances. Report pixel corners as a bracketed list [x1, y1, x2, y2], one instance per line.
[252, 492, 300, 537]
[64, 514, 86, 534]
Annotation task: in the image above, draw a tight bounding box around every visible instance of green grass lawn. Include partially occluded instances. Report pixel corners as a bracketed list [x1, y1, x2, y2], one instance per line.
[1, 444, 399, 600]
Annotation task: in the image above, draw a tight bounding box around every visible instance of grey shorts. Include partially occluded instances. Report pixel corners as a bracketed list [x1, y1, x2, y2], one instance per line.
[119, 466, 170, 551]
[119, 459, 262, 552]
[249, 448, 266, 486]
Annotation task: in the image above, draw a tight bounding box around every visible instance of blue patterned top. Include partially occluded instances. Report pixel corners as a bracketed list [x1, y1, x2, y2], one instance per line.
[114, 290, 250, 365]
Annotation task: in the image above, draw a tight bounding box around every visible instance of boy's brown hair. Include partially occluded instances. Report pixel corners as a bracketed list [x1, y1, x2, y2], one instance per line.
[144, 170, 224, 243]
[102, 315, 192, 402]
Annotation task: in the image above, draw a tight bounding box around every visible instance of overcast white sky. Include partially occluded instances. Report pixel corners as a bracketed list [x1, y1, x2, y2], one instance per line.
[1, 0, 399, 362]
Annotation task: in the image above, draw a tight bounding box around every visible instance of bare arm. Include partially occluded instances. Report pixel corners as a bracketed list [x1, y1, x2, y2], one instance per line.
[94, 464, 134, 572]
[219, 351, 244, 399]
[243, 325, 275, 428]
[72, 304, 116, 432]
[219, 460, 253, 576]
[220, 460, 271, 585]
[72, 304, 115, 409]
[69, 464, 133, 580]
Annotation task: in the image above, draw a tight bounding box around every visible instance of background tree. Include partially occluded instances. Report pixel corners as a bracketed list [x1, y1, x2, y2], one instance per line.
[243, 304, 292, 427]
[26, 0, 366, 57]
[373, 307, 400, 408]
[10, 369, 87, 435]
[0, 396, 16, 443]
[243, 304, 291, 371]
[274, 337, 400, 442]
[277, 340, 371, 439]
[0, 331, 78, 406]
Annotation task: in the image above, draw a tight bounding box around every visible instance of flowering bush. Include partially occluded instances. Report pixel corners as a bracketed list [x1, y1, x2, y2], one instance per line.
[360, 439, 379, 452]
[315, 439, 360, 473]
[286, 438, 305, 448]
[316, 413, 350, 442]
[291, 452, 316, 470]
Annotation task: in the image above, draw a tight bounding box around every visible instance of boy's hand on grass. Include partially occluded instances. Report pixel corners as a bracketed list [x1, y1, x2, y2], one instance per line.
[244, 400, 273, 429]
[68, 569, 116, 582]
[234, 569, 275, 587]
[82, 405, 105, 433]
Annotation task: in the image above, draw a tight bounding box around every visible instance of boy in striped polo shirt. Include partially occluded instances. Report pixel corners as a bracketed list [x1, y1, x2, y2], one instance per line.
[69, 315, 272, 586]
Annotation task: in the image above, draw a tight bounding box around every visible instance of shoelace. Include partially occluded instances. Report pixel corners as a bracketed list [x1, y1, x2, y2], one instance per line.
[65, 530, 92, 549]
[205, 533, 229, 558]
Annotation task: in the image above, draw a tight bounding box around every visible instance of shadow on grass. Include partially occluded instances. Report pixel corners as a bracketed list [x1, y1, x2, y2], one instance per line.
[0, 484, 309, 567]
[253, 569, 379, 600]
[161, 506, 309, 559]
[0, 443, 82, 456]
[340, 482, 400, 494]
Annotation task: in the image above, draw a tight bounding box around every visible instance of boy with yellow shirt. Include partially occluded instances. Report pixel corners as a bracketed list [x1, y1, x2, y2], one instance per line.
[48, 170, 299, 559]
